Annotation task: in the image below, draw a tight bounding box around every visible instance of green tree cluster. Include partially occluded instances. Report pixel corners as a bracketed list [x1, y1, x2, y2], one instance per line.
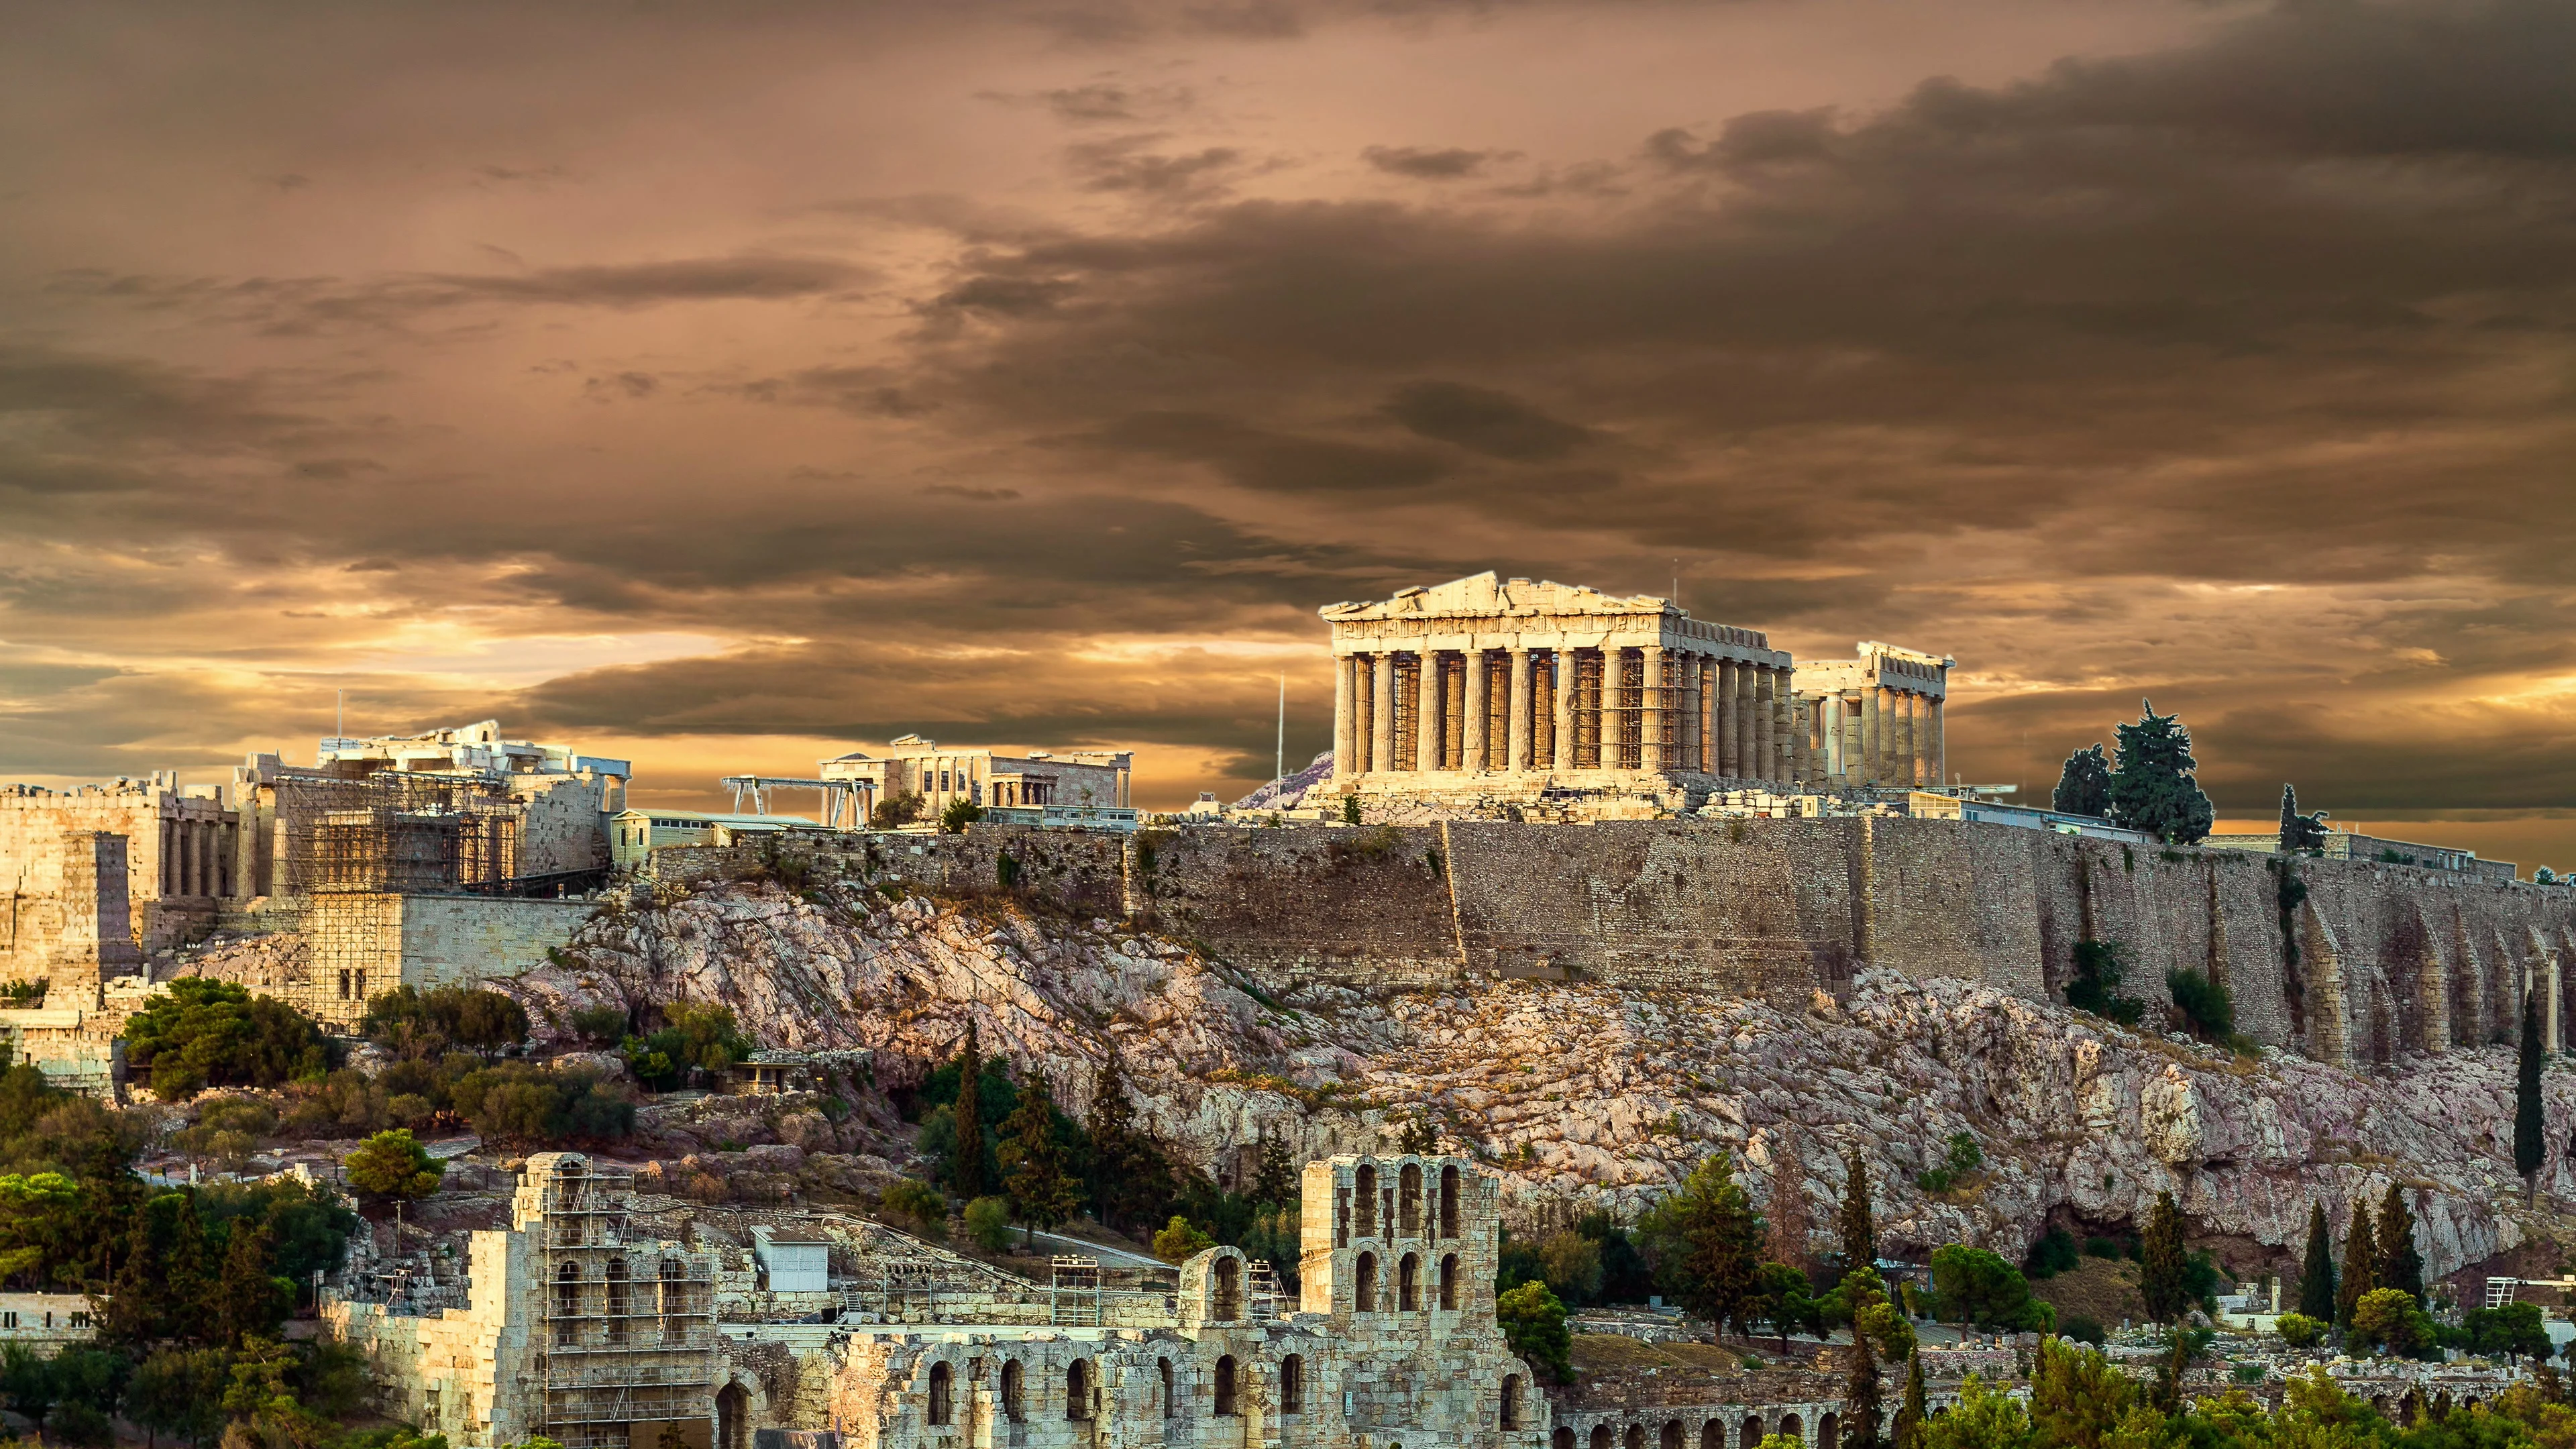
[1495, 1280, 1572, 1381]
[1927, 1245, 2053, 1332]
[343, 1129, 446, 1202]
[621, 1002, 755, 1091]
[2053, 745, 2113, 819]
[123, 980, 333, 1100]
[359, 985, 529, 1061]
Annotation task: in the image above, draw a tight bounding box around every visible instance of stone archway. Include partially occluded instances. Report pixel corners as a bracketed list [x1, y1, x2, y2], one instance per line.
[716, 1381, 751, 1449]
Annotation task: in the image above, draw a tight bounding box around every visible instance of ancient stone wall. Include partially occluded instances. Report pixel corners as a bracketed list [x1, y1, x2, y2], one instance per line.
[657, 818, 2576, 1069]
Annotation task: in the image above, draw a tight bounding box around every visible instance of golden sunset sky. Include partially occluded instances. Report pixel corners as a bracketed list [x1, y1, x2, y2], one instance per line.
[5, 1, 2572, 867]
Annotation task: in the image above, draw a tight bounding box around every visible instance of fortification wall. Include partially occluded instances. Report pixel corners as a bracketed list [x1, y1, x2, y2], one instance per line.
[653, 819, 2576, 1068]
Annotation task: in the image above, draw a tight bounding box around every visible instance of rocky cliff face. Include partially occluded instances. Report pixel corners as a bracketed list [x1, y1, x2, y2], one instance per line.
[500, 877, 2573, 1282]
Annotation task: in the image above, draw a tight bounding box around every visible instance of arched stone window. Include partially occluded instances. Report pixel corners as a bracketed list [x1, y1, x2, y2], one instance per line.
[660, 1258, 686, 1343]
[1440, 1165, 1461, 1238]
[1214, 1256, 1243, 1320]
[1626, 1424, 1644, 1449]
[1280, 1356, 1303, 1415]
[1159, 1358, 1175, 1419]
[716, 1382, 749, 1449]
[1067, 1360, 1095, 1421]
[928, 1363, 953, 1428]
[1399, 1163, 1422, 1236]
[1662, 1421, 1683, 1449]
[1702, 1420, 1724, 1449]
[606, 1260, 630, 1345]
[1439, 1254, 1458, 1310]
[1821, 1412, 1841, 1449]
[1215, 1356, 1239, 1417]
[554, 1263, 580, 1345]
[1355, 1165, 1379, 1236]
[1780, 1414, 1804, 1444]
[1741, 1416, 1762, 1449]
[1002, 1360, 1025, 1422]
[1399, 1252, 1421, 1311]
[1591, 1426, 1613, 1449]
[1356, 1251, 1379, 1311]
[1501, 1375, 1523, 1430]
[1556, 1428, 1576, 1449]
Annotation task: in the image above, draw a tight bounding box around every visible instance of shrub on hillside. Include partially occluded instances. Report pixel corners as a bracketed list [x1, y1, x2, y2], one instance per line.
[125, 980, 331, 1099]
[361, 985, 529, 1061]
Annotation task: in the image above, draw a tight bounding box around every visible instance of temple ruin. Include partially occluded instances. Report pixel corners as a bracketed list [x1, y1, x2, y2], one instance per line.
[1320, 573, 1952, 812]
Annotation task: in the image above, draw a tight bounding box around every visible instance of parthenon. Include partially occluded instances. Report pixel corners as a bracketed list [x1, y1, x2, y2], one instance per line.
[1319, 573, 1953, 804]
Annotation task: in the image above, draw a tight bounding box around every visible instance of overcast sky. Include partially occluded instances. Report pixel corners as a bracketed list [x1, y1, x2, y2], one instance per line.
[5, 0, 2573, 863]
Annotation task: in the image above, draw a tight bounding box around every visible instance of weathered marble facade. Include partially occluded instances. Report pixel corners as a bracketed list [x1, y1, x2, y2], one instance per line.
[1322, 574, 1803, 799]
[1793, 645, 1953, 790]
[822, 1154, 1544, 1449]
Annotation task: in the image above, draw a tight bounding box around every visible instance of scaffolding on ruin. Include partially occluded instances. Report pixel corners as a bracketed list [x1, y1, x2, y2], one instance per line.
[1049, 1255, 1102, 1327]
[274, 767, 523, 897]
[531, 1160, 720, 1449]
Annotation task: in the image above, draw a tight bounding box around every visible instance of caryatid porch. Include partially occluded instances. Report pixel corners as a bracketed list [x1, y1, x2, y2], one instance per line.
[1318, 574, 1803, 792]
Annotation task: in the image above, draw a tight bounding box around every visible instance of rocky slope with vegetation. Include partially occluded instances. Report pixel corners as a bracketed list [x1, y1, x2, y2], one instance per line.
[494, 875, 2573, 1283]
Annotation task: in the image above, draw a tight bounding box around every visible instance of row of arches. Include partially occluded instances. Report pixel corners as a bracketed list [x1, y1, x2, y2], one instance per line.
[1345, 1161, 1466, 1242]
[1352, 1250, 1459, 1312]
[1556, 1411, 1835, 1449]
[550, 1257, 693, 1347]
[925, 1352, 1309, 1427]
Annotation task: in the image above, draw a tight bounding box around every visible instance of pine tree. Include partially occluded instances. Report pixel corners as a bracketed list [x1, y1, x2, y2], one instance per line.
[2139, 1191, 2188, 1322]
[2518, 991, 2546, 1205]
[213, 1221, 284, 1347]
[998, 1077, 1081, 1245]
[952, 1024, 987, 1200]
[2298, 1201, 2337, 1320]
[2053, 745, 2113, 818]
[1083, 1051, 1171, 1234]
[1765, 1147, 1813, 1274]
[2335, 1199, 2377, 1328]
[103, 1191, 213, 1345]
[1891, 1349, 1928, 1449]
[2106, 700, 2216, 844]
[1837, 1151, 1877, 1279]
[1844, 1323, 1884, 1449]
[2377, 1183, 2424, 1303]
[1662, 1152, 1767, 1341]
[1251, 1136, 1297, 1208]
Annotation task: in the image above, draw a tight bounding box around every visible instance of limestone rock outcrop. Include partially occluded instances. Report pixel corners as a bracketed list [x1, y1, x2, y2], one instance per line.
[498, 879, 2573, 1279]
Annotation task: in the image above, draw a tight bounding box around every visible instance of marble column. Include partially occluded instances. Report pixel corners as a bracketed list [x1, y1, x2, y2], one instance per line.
[1695, 655, 1715, 772]
[1371, 653, 1396, 775]
[1552, 651, 1577, 771]
[1416, 653, 1444, 772]
[1856, 686, 1877, 784]
[1462, 649, 1490, 772]
[1928, 697, 1945, 787]
[1721, 665, 1741, 778]
[1891, 693, 1914, 788]
[1507, 649, 1534, 771]
[1640, 647, 1666, 772]
[1753, 665, 1776, 783]
[1333, 656, 1358, 783]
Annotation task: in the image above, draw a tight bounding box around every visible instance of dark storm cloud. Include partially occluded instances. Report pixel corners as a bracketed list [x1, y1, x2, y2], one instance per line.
[1361, 145, 1501, 178]
[1065, 137, 1250, 198]
[59, 254, 869, 332]
[1077, 411, 1451, 492]
[1379, 380, 1592, 460]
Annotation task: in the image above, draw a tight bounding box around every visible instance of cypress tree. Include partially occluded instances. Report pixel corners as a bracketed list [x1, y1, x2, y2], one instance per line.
[2298, 1201, 2337, 1320]
[2277, 784, 2299, 851]
[2518, 992, 2546, 1205]
[2335, 1199, 2377, 1328]
[2139, 1191, 2188, 1322]
[998, 1077, 1081, 1245]
[2377, 1183, 2424, 1303]
[1892, 1349, 1928, 1449]
[952, 1023, 986, 1199]
[1837, 1151, 1877, 1279]
[1844, 1322, 1883, 1449]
